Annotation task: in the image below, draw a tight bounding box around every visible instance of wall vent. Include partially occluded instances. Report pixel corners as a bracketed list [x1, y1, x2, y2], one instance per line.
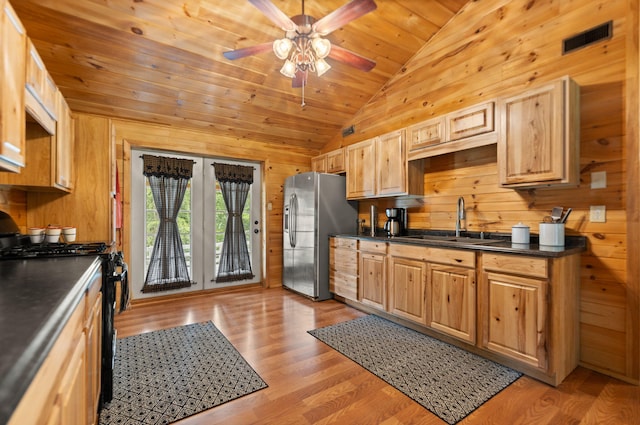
[342, 125, 355, 137]
[563, 21, 612, 55]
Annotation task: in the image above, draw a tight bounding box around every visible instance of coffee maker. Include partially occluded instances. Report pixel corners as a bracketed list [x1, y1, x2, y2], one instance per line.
[384, 208, 405, 237]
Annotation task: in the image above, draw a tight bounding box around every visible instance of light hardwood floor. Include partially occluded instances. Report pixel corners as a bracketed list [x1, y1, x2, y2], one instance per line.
[114, 286, 639, 424]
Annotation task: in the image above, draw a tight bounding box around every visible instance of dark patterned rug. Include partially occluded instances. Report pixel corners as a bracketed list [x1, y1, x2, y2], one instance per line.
[308, 315, 522, 425]
[99, 321, 267, 425]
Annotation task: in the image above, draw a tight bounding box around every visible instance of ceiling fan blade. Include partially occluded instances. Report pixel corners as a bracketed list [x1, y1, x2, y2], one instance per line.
[328, 45, 376, 72]
[248, 0, 297, 31]
[223, 42, 273, 60]
[292, 70, 308, 88]
[312, 0, 377, 35]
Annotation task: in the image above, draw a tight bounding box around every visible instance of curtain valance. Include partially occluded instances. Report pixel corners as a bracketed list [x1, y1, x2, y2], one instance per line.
[143, 154, 195, 179]
[213, 162, 254, 184]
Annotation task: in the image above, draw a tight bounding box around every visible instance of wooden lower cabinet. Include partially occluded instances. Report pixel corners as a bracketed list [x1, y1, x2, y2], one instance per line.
[388, 256, 427, 324]
[427, 263, 476, 343]
[334, 238, 580, 386]
[86, 279, 103, 425]
[481, 270, 547, 368]
[359, 240, 387, 310]
[8, 268, 102, 425]
[480, 252, 580, 385]
[329, 237, 358, 300]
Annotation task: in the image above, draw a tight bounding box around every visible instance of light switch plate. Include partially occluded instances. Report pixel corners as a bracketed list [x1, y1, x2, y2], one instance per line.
[591, 171, 607, 189]
[590, 205, 606, 222]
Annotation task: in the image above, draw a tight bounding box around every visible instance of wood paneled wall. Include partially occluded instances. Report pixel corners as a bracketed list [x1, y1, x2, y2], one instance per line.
[0, 188, 27, 230]
[328, 0, 637, 383]
[109, 117, 314, 291]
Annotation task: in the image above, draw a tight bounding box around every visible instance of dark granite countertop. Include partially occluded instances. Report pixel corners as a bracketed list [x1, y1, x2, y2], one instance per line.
[335, 229, 587, 258]
[0, 255, 102, 424]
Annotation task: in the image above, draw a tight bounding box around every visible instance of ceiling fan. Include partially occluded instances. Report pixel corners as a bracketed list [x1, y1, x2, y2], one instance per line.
[223, 0, 377, 89]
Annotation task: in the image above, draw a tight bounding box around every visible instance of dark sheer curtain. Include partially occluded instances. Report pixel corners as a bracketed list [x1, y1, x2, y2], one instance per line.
[214, 163, 255, 283]
[141, 154, 195, 293]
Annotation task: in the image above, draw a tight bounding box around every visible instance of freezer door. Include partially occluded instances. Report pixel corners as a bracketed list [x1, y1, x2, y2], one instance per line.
[290, 173, 317, 297]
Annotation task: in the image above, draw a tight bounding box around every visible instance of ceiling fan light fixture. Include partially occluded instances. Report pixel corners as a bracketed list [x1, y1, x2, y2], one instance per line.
[311, 37, 331, 58]
[315, 58, 331, 76]
[273, 38, 293, 59]
[280, 59, 297, 78]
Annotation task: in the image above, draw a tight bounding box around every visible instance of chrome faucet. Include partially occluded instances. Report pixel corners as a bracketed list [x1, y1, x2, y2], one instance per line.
[455, 196, 466, 237]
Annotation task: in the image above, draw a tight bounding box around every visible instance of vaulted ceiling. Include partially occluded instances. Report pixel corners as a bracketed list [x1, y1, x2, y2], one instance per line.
[12, 0, 468, 151]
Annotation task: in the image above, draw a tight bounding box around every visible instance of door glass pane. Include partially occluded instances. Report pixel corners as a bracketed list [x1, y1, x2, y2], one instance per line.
[213, 179, 252, 278]
[144, 180, 193, 277]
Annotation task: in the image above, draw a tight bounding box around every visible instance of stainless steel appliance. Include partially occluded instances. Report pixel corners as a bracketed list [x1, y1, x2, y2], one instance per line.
[384, 208, 405, 237]
[283, 172, 357, 300]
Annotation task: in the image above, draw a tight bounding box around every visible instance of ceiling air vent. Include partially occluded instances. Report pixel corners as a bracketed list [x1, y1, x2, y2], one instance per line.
[342, 125, 355, 137]
[563, 21, 612, 55]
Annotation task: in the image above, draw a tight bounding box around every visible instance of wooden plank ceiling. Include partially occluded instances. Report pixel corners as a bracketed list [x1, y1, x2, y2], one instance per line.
[12, 0, 468, 151]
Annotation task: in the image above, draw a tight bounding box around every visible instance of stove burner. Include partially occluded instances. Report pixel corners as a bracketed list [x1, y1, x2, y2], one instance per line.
[0, 242, 110, 259]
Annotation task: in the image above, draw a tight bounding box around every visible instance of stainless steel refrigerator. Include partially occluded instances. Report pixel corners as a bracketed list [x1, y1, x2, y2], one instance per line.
[283, 172, 357, 300]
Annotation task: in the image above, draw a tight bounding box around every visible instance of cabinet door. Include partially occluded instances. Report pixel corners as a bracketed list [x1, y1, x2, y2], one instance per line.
[388, 257, 427, 324]
[25, 39, 56, 134]
[346, 139, 376, 199]
[498, 77, 579, 188]
[428, 264, 476, 343]
[326, 148, 345, 173]
[86, 292, 102, 425]
[55, 91, 74, 190]
[58, 332, 87, 425]
[359, 252, 386, 310]
[446, 101, 495, 141]
[0, 0, 26, 172]
[482, 271, 547, 369]
[311, 154, 327, 173]
[376, 130, 406, 196]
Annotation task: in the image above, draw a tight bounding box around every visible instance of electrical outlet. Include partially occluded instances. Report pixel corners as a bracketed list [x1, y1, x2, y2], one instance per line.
[591, 171, 607, 189]
[590, 205, 606, 223]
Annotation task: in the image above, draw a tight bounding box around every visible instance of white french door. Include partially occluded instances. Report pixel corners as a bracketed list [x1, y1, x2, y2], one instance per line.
[130, 149, 262, 299]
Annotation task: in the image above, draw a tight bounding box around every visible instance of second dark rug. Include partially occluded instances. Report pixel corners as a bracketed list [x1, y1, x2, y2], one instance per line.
[99, 321, 267, 425]
[308, 315, 521, 425]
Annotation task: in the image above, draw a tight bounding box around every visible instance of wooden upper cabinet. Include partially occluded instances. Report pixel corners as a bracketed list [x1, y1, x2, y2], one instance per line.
[498, 76, 580, 188]
[377, 129, 407, 196]
[25, 39, 57, 134]
[346, 138, 376, 198]
[311, 148, 346, 174]
[407, 116, 445, 153]
[326, 148, 345, 173]
[347, 130, 423, 199]
[446, 101, 495, 141]
[310, 154, 326, 173]
[55, 90, 73, 191]
[0, 0, 27, 172]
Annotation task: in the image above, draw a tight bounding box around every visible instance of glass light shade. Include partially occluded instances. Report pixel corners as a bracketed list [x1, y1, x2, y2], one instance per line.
[315, 58, 331, 76]
[280, 60, 297, 78]
[311, 38, 331, 58]
[273, 38, 293, 60]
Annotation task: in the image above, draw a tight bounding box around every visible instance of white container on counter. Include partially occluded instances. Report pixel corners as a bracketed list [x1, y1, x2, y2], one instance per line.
[539, 222, 565, 247]
[511, 222, 530, 244]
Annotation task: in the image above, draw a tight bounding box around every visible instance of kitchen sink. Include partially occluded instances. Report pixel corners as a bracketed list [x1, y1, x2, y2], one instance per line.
[397, 235, 503, 245]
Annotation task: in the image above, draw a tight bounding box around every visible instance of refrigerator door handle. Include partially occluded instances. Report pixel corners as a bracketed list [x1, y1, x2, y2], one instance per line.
[290, 193, 297, 248]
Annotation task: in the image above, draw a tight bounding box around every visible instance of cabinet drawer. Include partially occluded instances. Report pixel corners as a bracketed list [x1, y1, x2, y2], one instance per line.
[482, 253, 548, 279]
[331, 248, 358, 271]
[446, 101, 495, 141]
[331, 237, 357, 250]
[359, 240, 387, 254]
